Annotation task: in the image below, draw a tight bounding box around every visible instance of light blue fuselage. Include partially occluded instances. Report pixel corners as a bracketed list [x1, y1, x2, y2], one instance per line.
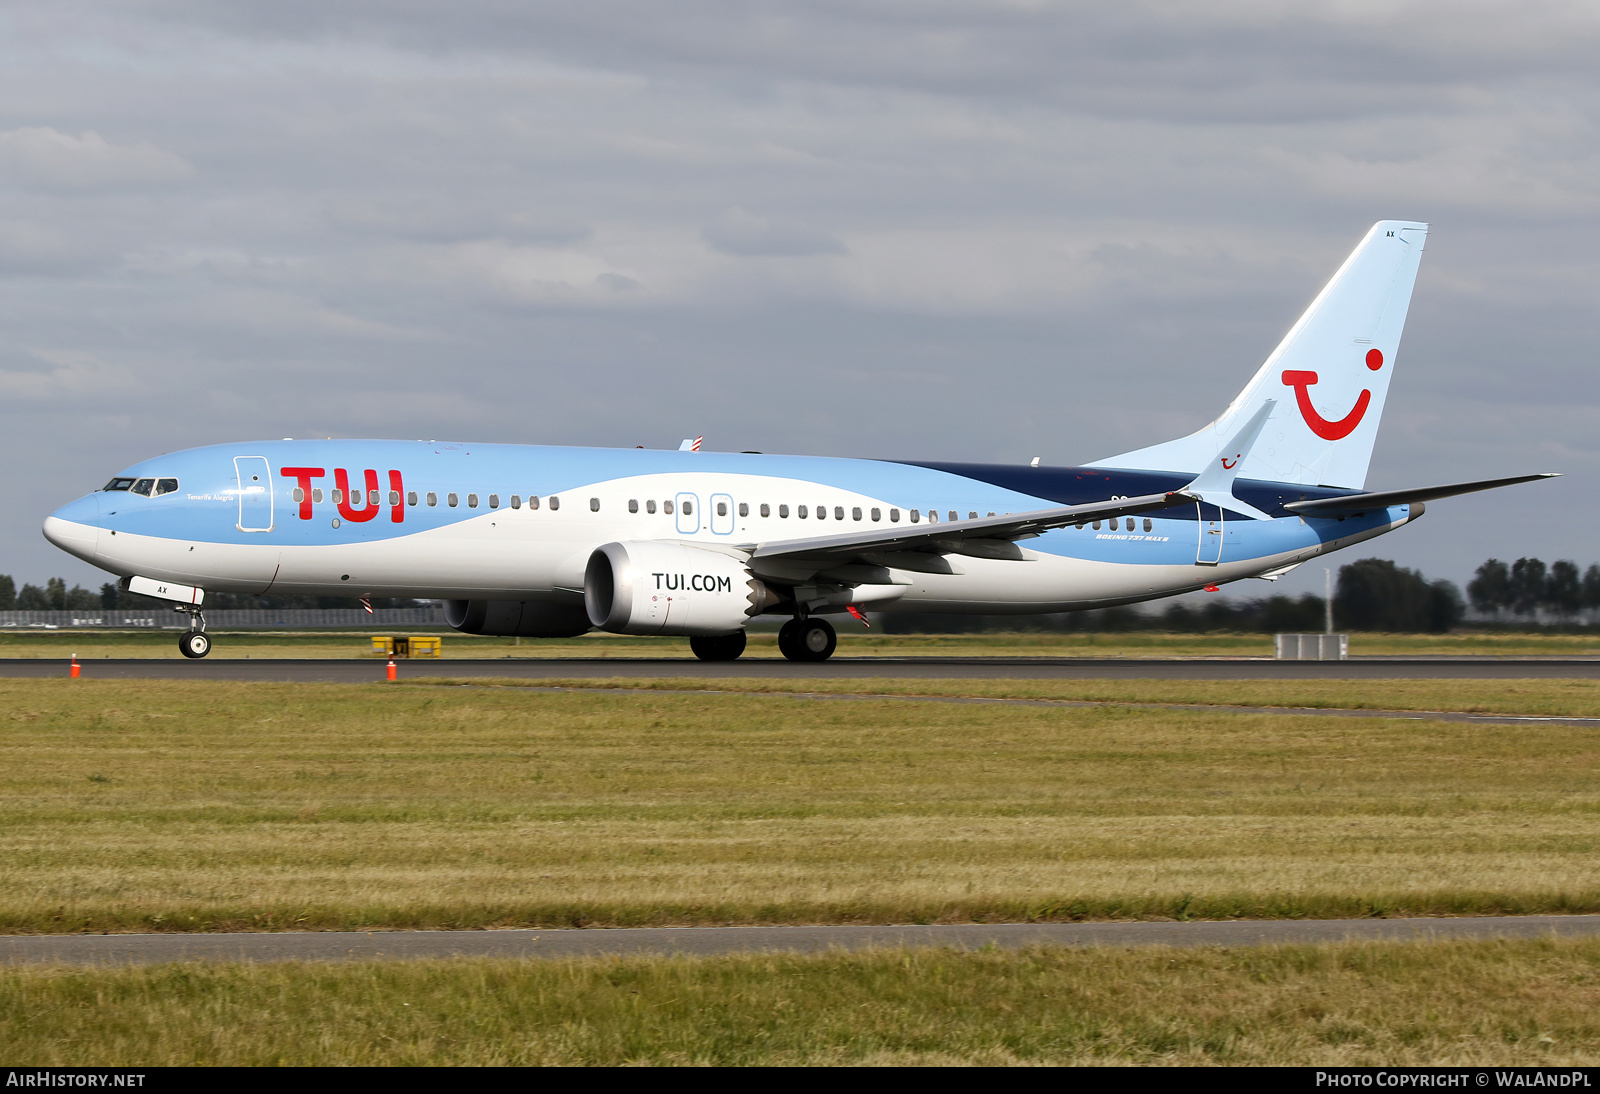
[44, 439, 1415, 620]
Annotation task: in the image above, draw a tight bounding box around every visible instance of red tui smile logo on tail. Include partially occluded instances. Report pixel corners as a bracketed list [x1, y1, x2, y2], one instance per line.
[1282, 349, 1383, 440]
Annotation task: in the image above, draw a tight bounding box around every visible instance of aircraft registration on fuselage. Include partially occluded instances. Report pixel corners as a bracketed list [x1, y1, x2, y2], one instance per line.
[43, 221, 1557, 661]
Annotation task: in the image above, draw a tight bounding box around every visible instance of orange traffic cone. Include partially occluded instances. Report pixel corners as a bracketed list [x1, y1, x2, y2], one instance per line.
[70, 655, 80, 679]
[386, 658, 397, 682]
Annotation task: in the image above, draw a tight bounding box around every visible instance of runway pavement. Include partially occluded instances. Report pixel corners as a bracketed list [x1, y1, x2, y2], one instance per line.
[5, 916, 1599, 965]
[4, 656, 1600, 682]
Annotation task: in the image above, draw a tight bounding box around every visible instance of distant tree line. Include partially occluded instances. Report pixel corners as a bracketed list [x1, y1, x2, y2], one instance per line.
[0, 575, 424, 613]
[1466, 558, 1600, 621]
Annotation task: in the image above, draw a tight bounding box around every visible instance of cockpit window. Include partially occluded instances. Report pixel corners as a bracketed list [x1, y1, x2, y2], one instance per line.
[103, 478, 136, 492]
[130, 479, 155, 497]
[154, 479, 178, 496]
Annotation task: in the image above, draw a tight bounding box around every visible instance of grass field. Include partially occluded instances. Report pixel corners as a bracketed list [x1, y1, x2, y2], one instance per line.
[413, 674, 1600, 718]
[6, 628, 1600, 659]
[4, 939, 1597, 1065]
[3, 678, 1597, 934]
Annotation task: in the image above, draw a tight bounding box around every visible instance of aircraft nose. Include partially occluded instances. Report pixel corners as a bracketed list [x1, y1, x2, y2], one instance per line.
[43, 495, 102, 563]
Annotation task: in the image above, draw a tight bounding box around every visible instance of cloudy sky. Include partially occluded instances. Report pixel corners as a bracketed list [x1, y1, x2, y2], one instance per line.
[2, 1, 1596, 597]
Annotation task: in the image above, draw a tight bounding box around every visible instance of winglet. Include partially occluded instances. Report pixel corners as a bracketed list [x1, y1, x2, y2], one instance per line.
[1184, 400, 1277, 519]
[1188, 400, 1275, 495]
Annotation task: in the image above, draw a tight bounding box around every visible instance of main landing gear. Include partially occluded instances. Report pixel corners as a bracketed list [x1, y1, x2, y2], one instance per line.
[689, 631, 747, 662]
[685, 617, 839, 663]
[778, 616, 836, 663]
[174, 606, 211, 659]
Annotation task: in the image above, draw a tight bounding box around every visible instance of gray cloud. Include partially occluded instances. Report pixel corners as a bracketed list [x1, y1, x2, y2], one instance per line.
[701, 207, 846, 257]
[0, 126, 193, 190]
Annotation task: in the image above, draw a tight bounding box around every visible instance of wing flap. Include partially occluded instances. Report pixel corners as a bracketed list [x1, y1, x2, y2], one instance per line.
[751, 490, 1196, 564]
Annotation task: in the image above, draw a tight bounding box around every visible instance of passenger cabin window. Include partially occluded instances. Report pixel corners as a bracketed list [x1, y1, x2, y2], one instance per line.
[489, 494, 499, 509]
[1143, 517, 1153, 532]
[646, 499, 656, 514]
[155, 479, 178, 496]
[368, 489, 379, 505]
[909, 509, 920, 523]
[313, 488, 324, 503]
[1092, 520, 1101, 530]
[408, 491, 418, 506]
[103, 478, 137, 492]
[797, 505, 807, 518]
[949, 511, 958, 522]
[927, 510, 938, 523]
[852, 507, 861, 521]
[816, 505, 826, 519]
[738, 502, 749, 517]
[663, 500, 674, 515]
[510, 495, 520, 509]
[549, 496, 560, 511]
[590, 497, 600, 512]
[529, 496, 540, 510]
[131, 479, 154, 497]
[889, 508, 899, 522]
[467, 494, 478, 508]
[447, 493, 458, 507]
[717, 501, 727, 517]
[389, 491, 400, 506]
[968, 511, 977, 520]
[681, 500, 692, 515]
[870, 508, 880, 521]
[292, 488, 304, 503]
[758, 503, 768, 517]
[426, 492, 437, 507]
[836, 506, 846, 520]
[332, 489, 344, 504]
[778, 505, 789, 518]
[628, 499, 638, 513]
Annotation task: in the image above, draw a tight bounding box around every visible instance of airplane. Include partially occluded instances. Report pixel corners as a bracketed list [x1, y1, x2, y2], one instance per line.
[42, 220, 1556, 661]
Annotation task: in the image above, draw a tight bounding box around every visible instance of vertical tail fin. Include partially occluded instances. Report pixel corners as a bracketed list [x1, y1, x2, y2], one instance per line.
[1089, 221, 1428, 489]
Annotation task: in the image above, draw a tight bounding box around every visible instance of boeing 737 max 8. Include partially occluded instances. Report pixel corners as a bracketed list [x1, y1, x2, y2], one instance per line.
[42, 221, 1556, 660]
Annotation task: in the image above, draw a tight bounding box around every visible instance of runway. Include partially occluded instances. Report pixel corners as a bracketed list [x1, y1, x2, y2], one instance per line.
[4, 656, 1600, 682]
[5, 915, 1599, 965]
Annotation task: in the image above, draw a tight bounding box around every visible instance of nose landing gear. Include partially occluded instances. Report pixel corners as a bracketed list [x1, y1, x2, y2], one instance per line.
[778, 616, 836, 662]
[174, 605, 211, 659]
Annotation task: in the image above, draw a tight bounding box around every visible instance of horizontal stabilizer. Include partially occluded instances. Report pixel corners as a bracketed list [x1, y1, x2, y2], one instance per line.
[1283, 473, 1559, 517]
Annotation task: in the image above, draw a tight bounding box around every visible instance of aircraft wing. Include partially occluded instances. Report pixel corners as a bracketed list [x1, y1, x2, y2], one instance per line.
[1282, 473, 1559, 518]
[750, 490, 1197, 566]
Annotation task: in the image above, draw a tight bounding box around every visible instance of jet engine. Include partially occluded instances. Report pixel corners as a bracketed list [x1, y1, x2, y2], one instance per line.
[585, 541, 782, 636]
[444, 597, 593, 638]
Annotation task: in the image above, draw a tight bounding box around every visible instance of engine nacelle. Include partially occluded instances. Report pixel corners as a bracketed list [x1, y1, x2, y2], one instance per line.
[444, 597, 592, 638]
[585, 541, 780, 636]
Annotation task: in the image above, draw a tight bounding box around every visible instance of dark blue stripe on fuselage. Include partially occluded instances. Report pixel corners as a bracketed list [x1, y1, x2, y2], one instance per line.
[887, 461, 1362, 521]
